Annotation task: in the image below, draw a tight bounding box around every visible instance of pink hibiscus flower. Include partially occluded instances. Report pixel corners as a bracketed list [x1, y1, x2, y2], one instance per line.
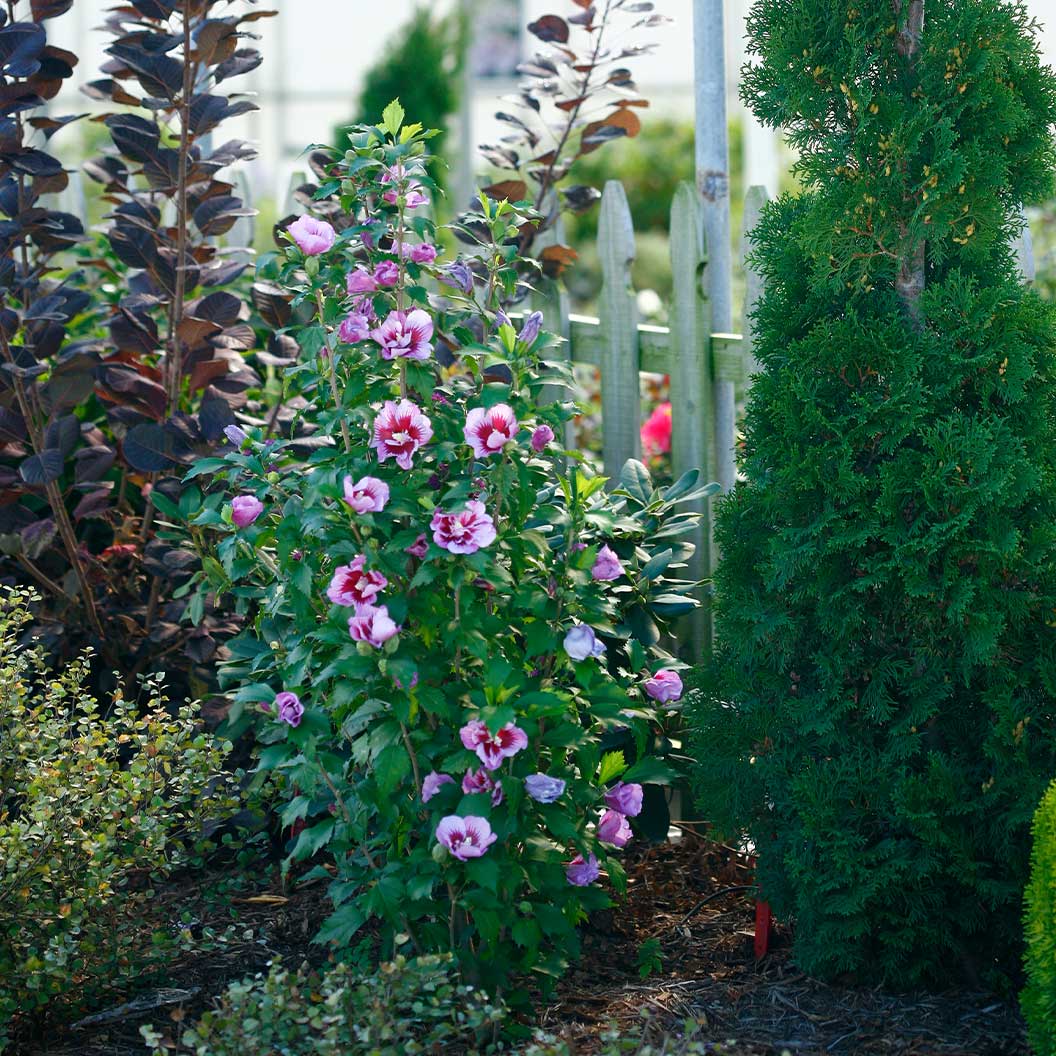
[327, 555, 387, 607]
[462, 767, 504, 807]
[346, 267, 377, 295]
[435, 815, 497, 860]
[374, 259, 400, 287]
[371, 309, 434, 361]
[342, 475, 389, 514]
[431, 501, 496, 555]
[370, 399, 433, 470]
[464, 403, 519, 458]
[338, 312, 371, 344]
[287, 215, 335, 255]
[459, 719, 528, 771]
[422, 771, 455, 803]
[566, 853, 600, 886]
[404, 533, 429, 559]
[347, 603, 400, 648]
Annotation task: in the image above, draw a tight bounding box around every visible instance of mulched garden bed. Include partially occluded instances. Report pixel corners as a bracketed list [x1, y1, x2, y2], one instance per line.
[19, 832, 1027, 1056]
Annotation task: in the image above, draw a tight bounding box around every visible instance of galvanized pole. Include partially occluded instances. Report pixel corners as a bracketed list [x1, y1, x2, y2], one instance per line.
[693, 0, 737, 495]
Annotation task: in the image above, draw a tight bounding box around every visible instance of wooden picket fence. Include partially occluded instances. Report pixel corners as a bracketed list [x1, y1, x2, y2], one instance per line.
[533, 179, 770, 653]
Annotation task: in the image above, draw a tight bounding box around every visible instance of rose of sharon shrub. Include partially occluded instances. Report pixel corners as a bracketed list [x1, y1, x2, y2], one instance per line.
[187, 103, 710, 995]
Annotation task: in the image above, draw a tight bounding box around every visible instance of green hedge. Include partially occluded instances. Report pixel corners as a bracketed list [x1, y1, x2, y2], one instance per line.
[1024, 780, 1056, 1055]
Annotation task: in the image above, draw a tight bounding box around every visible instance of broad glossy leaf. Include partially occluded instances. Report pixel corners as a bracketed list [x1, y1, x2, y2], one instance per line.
[19, 448, 63, 485]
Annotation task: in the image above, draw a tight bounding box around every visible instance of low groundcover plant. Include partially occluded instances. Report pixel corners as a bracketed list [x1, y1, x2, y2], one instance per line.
[186, 102, 707, 996]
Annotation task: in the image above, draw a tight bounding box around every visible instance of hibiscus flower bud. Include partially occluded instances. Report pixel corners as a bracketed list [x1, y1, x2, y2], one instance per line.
[231, 495, 264, 528]
[224, 424, 249, 448]
[439, 260, 474, 294]
[274, 690, 304, 727]
[287, 215, 335, 256]
[603, 781, 644, 817]
[404, 534, 429, 559]
[517, 310, 544, 347]
[591, 544, 624, 582]
[563, 624, 605, 661]
[643, 669, 684, 704]
[531, 424, 555, 452]
[597, 808, 633, 847]
[524, 773, 566, 803]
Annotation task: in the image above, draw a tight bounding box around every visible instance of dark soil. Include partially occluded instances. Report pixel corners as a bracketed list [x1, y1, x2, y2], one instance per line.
[15, 832, 1028, 1056]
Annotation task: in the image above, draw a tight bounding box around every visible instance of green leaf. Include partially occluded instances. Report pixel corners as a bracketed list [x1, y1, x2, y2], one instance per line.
[381, 98, 405, 136]
[640, 548, 675, 580]
[662, 468, 702, 502]
[315, 903, 366, 946]
[374, 742, 411, 796]
[466, 854, 501, 894]
[598, 750, 627, 783]
[623, 757, 680, 785]
[619, 459, 653, 505]
[291, 819, 335, 859]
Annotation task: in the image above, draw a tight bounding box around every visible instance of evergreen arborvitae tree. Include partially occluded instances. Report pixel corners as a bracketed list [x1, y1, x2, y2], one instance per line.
[690, 0, 1056, 984]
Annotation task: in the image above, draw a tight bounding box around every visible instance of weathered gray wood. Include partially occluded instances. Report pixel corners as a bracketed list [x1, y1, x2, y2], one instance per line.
[283, 169, 307, 215]
[668, 181, 714, 654]
[566, 315, 742, 377]
[596, 180, 641, 477]
[57, 169, 86, 228]
[533, 208, 574, 448]
[1014, 205, 1036, 284]
[693, 0, 737, 496]
[741, 184, 770, 385]
[228, 168, 255, 250]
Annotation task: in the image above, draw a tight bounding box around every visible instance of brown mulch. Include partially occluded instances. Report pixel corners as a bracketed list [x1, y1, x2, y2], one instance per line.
[15, 833, 1028, 1056]
[542, 829, 1029, 1055]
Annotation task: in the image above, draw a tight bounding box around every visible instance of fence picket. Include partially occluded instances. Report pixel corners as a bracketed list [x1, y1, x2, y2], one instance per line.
[741, 184, 770, 385]
[596, 180, 641, 478]
[669, 182, 713, 653]
[1014, 206, 1036, 284]
[533, 209, 574, 449]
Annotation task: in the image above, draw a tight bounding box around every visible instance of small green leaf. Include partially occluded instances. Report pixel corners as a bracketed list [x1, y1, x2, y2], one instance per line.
[381, 98, 405, 136]
[598, 750, 627, 784]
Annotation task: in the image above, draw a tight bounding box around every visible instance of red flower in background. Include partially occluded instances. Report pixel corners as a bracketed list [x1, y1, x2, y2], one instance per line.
[641, 402, 672, 457]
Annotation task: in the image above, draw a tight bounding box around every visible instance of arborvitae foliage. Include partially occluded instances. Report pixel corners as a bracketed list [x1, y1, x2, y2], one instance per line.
[1023, 781, 1056, 1055]
[689, 0, 1056, 984]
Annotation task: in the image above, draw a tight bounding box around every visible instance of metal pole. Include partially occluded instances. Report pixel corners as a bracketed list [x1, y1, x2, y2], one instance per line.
[693, 0, 737, 494]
